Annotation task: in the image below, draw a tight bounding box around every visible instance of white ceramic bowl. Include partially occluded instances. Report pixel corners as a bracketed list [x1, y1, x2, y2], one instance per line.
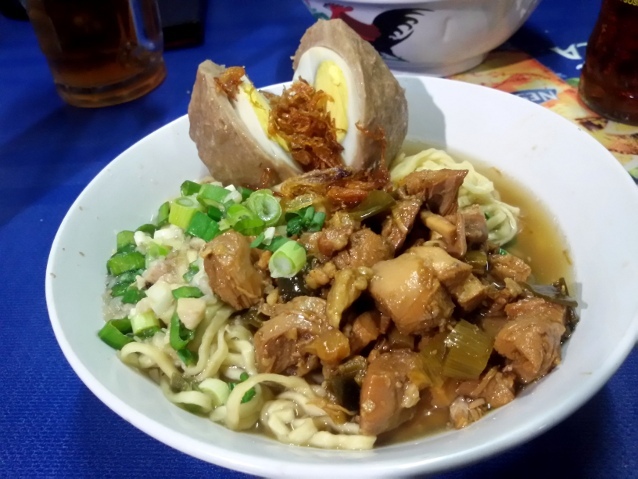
[302, 0, 540, 76]
[46, 75, 638, 478]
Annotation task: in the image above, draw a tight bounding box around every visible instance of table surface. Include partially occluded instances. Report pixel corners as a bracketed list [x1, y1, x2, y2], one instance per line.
[1, 0, 636, 478]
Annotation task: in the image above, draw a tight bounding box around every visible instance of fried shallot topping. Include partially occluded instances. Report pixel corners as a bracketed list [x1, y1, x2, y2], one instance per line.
[278, 166, 391, 209]
[269, 79, 344, 171]
[214, 66, 246, 100]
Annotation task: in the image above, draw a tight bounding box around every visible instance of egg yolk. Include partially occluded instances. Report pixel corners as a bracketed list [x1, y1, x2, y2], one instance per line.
[314, 61, 348, 142]
[240, 82, 289, 151]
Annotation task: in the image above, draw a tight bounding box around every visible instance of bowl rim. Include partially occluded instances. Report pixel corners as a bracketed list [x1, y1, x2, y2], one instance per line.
[45, 74, 638, 477]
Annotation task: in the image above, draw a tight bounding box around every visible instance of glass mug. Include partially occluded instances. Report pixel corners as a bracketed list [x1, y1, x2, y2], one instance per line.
[24, 0, 167, 108]
[579, 0, 638, 125]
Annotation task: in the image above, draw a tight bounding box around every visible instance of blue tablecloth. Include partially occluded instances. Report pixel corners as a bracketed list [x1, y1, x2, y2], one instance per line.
[1, 0, 636, 477]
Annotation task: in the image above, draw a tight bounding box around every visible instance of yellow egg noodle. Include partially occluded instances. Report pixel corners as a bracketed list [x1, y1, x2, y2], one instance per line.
[390, 148, 520, 246]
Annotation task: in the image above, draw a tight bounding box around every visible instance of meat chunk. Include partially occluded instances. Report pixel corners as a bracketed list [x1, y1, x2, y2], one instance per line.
[380, 197, 422, 253]
[489, 252, 532, 282]
[449, 397, 487, 429]
[348, 311, 381, 354]
[461, 205, 488, 245]
[400, 169, 467, 215]
[408, 245, 471, 288]
[302, 211, 358, 259]
[504, 297, 567, 326]
[494, 297, 567, 383]
[333, 228, 392, 270]
[369, 254, 454, 335]
[484, 277, 524, 316]
[448, 274, 488, 312]
[254, 297, 334, 375]
[202, 231, 264, 310]
[456, 367, 516, 409]
[359, 350, 428, 435]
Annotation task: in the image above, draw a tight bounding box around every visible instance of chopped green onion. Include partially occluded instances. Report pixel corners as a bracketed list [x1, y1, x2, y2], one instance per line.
[442, 320, 493, 379]
[241, 388, 256, 403]
[181, 180, 201, 196]
[115, 269, 142, 285]
[308, 211, 326, 232]
[110, 282, 131, 298]
[269, 240, 307, 278]
[197, 184, 229, 207]
[116, 230, 135, 252]
[169, 312, 195, 350]
[136, 223, 157, 236]
[186, 211, 220, 241]
[110, 318, 133, 334]
[498, 248, 508, 255]
[145, 242, 171, 268]
[157, 201, 170, 227]
[183, 262, 199, 282]
[121, 286, 146, 304]
[226, 204, 264, 236]
[98, 320, 134, 350]
[206, 206, 223, 222]
[245, 190, 282, 226]
[198, 378, 231, 406]
[130, 310, 160, 336]
[169, 196, 200, 230]
[239, 372, 249, 381]
[107, 251, 145, 276]
[240, 187, 254, 201]
[348, 190, 395, 221]
[286, 216, 304, 236]
[177, 348, 198, 366]
[172, 286, 204, 299]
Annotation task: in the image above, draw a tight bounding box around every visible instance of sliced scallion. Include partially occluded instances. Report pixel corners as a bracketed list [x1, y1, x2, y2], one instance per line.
[169, 312, 195, 350]
[197, 184, 230, 207]
[245, 190, 282, 226]
[121, 286, 146, 304]
[98, 320, 133, 350]
[177, 348, 198, 366]
[186, 211, 220, 241]
[130, 310, 160, 336]
[181, 180, 201, 197]
[157, 201, 170, 227]
[107, 251, 145, 276]
[206, 206, 223, 222]
[183, 262, 199, 282]
[172, 286, 204, 299]
[168, 196, 200, 230]
[268, 240, 306, 278]
[116, 230, 135, 252]
[136, 223, 157, 236]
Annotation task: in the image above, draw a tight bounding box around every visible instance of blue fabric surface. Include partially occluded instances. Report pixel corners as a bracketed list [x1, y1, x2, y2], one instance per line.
[0, 0, 636, 477]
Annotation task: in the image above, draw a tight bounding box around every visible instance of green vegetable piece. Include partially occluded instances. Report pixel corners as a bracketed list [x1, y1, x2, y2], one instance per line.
[206, 206, 223, 222]
[307, 211, 326, 232]
[241, 388, 256, 404]
[240, 187, 254, 201]
[110, 282, 130, 298]
[269, 240, 307, 278]
[169, 312, 195, 350]
[181, 180, 202, 197]
[186, 211, 220, 241]
[239, 372, 249, 381]
[183, 262, 200, 282]
[136, 223, 157, 236]
[348, 190, 395, 221]
[130, 309, 160, 336]
[172, 286, 204, 299]
[98, 321, 133, 350]
[121, 287, 146, 304]
[197, 184, 230, 206]
[157, 201, 170, 227]
[116, 230, 135, 252]
[442, 320, 493, 379]
[245, 190, 282, 226]
[286, 216, 304, 236]
[110, 318, 133, 334]
[177, 348, 198, 366]
[107, 251, 145, 276]
[168, 196, 200, 230]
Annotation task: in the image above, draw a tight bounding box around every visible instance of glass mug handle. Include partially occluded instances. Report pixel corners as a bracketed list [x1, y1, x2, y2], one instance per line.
[128, 0, 164, 52]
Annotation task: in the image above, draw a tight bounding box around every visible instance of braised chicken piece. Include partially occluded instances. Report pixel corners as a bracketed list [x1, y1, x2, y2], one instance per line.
[455, 367, 517, 409]
[348, 311, 382, 354]
[380, 197, 423, 253]
[254, 297, 347, 375]
[359, 350, 428, 435]
[332, 228, 392, 270]
[461, 205, 489, 245]
[369, 254, 454, 335]
[400, 168, 467, 215]
[494, 297, 567, 383]
[202, 231, 264, 310]
[489, 252, 532, 282]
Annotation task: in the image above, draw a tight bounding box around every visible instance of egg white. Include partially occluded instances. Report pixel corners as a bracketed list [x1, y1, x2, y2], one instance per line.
[232, 78, 293, 165]
[293, 46, 362, 168]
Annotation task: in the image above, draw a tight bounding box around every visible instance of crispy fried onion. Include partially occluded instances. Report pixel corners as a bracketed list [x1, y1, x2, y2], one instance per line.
[278, 166, 391, 209]
[214, 66, 246, 100]
[269, 79, 344, 171]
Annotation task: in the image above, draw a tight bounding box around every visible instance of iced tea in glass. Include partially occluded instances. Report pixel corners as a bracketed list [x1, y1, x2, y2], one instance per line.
[25, 0, 166, 108]
[579, 0, 638, 125]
